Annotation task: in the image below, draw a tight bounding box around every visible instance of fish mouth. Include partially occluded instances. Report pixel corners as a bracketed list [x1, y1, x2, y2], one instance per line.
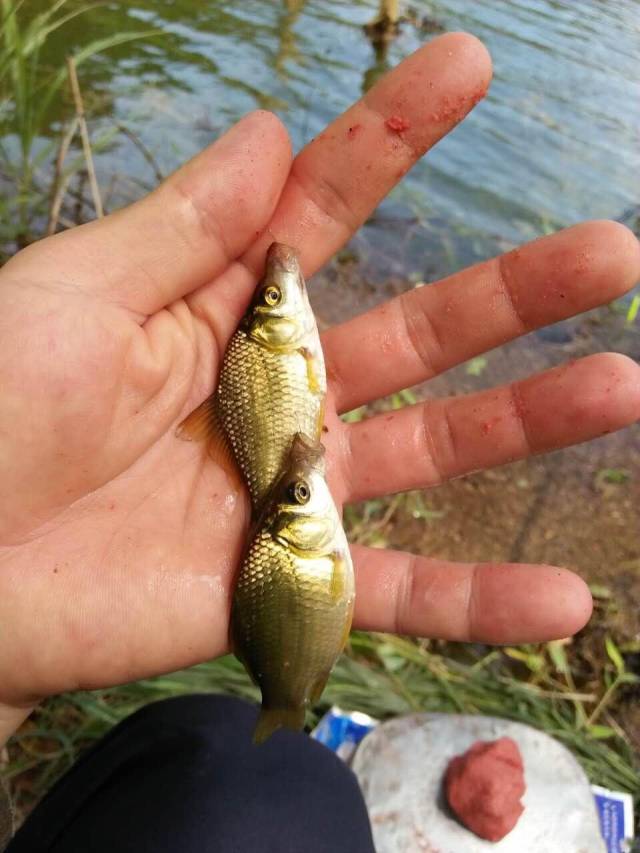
[266, 242, 301, 276]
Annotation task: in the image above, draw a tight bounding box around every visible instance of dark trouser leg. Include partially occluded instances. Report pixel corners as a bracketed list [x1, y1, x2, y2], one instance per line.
[8, 695, 375, 853]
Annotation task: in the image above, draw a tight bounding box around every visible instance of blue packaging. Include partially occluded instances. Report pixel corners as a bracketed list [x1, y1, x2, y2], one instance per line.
[592, 785, 634, 852]
[311, 706, 377, 762]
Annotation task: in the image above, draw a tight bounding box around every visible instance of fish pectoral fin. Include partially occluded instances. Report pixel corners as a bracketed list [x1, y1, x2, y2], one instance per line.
[176, 396, 241, 485]
[253, 706, 306, 745]
[329, 553, 349, 602]
[298, 346, 323, 396]
[316, 396, 326, 439]
[330, 551, 355, 651]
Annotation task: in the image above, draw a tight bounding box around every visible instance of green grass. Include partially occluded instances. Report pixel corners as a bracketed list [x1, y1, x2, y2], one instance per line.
[0, 0, 159, 248]
[626, 294, 640, 325]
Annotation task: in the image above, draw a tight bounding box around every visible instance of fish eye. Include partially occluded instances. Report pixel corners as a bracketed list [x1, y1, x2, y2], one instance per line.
[262, 285, 282, 307]
[288, 479, 311, 505]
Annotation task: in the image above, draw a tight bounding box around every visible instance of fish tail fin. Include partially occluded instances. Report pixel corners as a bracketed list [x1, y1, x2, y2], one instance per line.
[253, 706, 306, 745]
[309, 672, 331, 705]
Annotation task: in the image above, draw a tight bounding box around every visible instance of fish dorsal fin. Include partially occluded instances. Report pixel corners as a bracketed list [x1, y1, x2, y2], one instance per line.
[176, 395, 241, 486]
[176, 394, 218, 443]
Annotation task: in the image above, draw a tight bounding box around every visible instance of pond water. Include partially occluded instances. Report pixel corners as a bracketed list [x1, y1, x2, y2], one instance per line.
[9, 0, 640, 280]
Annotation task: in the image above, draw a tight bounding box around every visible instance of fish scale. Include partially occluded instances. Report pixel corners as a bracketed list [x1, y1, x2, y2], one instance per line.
[216, 331, 318, 510]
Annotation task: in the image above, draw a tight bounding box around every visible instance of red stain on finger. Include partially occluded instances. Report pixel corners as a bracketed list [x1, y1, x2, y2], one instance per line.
[480, 416, 503, 436]
[430, 88, 487, 123]
[385, 115, 411, 133]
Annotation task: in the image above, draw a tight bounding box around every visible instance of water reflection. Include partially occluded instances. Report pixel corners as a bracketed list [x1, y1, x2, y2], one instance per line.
[7, 0, 640, 273]
[274, 0, 307, 76]
[362, 39, 392, 93]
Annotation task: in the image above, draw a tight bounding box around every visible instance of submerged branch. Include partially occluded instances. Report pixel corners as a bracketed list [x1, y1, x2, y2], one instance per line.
[112, 119, 164, 184]
[47, 116, 79, 236]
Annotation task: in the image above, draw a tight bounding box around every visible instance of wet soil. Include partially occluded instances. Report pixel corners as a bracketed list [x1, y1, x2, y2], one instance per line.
[312, 246, 640, 748]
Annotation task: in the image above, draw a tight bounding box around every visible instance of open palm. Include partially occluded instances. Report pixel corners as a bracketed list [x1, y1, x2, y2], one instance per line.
[1, 34, 639, 720]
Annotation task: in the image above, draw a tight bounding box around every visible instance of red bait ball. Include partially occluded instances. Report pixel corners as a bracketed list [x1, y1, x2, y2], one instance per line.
[444, 737, 526, 842]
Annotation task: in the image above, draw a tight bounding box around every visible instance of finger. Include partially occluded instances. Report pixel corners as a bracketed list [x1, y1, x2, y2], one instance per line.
[351, 545, 593, 643]
[191, 33, 492, 339]
[325, 220, 640, 412]
[255, 32, 491, 273]
[343, 353, 640, 502]
[8, 111, 292, 316]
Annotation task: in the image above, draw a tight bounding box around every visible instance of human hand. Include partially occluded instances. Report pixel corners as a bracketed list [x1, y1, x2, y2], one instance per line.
[1, 34, 639, 731]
